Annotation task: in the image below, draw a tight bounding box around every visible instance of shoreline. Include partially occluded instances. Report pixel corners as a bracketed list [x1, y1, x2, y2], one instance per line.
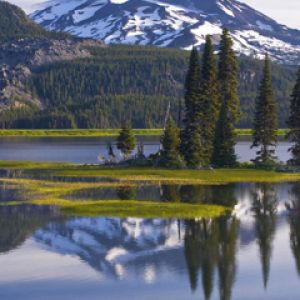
[0, 129, 288, 138]
[0, 161, 299, 184]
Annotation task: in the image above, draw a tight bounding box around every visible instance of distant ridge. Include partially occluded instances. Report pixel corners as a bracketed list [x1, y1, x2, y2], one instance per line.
[31, 0, 300, 64]
[0, 1, 68, 43]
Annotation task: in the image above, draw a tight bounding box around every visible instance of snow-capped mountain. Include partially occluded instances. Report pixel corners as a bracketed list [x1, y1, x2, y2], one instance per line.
[30, 0, 300, 63]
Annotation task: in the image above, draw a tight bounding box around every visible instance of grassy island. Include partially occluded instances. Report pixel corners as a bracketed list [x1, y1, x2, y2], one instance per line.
[1, 161, 300, 184]
[0, 175, 228, 219]
[0, 161, 300, 219]
[0, 161, 299, 184]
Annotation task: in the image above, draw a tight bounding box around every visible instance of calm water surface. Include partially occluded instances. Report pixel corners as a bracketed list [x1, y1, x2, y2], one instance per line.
[0, 137, 292, 163]
[1, 183, 300, 299]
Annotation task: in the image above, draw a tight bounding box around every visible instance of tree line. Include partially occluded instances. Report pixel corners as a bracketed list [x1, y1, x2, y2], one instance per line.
[173, 29, 300, 168]
[162, 29, 241, 168]
[116, 29, 300, 168]
[0, 44, 296, 129]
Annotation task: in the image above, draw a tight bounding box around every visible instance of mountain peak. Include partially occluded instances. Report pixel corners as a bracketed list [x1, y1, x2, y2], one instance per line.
[31, 0, 300, 64]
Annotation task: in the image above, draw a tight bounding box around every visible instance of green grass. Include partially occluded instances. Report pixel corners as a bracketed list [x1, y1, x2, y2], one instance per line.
[0, 129, 288, 137]
[0, 129, 163, 137]
[1, 161, 300, 184]
[0, 177, 228, 219]
[1, 160, 299, 219]
[236, 129, 287, 137]
[62, 201, 228, 219]
[53, 167, 300, 184]
[0, 161, 69, 169]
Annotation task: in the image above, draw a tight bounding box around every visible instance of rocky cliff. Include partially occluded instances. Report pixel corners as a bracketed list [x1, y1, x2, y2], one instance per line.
[0, 38, 104, 111]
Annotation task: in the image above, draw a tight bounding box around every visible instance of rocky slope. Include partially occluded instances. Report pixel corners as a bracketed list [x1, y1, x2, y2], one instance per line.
[0, 38, 104, 111]
[0, 1, 104, 112]
[31, 0, 300, 64]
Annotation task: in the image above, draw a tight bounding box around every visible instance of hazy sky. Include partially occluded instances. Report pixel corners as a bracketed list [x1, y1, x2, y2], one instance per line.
[6, 0, 300, 29]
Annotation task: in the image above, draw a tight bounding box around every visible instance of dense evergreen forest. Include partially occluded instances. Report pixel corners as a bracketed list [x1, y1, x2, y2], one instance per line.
[0, 44, 297, 129]
[0, 1, 67, 43]
[0, 1, 297, 129]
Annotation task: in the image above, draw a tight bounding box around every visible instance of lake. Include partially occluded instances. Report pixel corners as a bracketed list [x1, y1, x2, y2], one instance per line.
[0, 136, 298, 300]
[0, 182, 300, 299]
[0, 137, 292, 164]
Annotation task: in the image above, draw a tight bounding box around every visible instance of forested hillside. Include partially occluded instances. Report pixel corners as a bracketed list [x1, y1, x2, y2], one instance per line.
[0, 45, 297, 129]
[0, 1, 297, 129]
[0, 1, 67, 43]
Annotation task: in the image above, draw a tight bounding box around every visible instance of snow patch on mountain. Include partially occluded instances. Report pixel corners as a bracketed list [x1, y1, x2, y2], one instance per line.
[218, 2, 235, 17]
[256, 20, 273, 32]
[31, 0, 300, 63]
[189, 21, 223, 49]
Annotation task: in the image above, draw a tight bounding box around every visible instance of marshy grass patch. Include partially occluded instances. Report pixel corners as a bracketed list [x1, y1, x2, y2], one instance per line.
[0, 178, 228, 219]
[1, 161, 300, 219]
[53, 167, 300, 184]
[62, 200, 229, 219]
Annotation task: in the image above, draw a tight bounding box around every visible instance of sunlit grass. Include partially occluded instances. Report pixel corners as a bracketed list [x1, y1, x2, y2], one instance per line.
[54, 167, 300, 184]
[1, 161, 300, 184]
[1, 160, 299, 218]
[62, 201, 228, 219]
[0, 178, 228, 219]
[0, 129, 163, 137]
[0, 129, 288, 137]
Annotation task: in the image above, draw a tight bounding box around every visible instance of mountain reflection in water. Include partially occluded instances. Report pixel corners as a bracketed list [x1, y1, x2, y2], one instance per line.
[0, 183, 300, 299]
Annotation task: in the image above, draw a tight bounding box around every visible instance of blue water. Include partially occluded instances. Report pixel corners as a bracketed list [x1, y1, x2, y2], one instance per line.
[0, 183, 300, 299]
[0, 137, 292, 164]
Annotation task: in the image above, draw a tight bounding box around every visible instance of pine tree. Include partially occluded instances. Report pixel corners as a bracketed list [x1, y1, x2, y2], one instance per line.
[212, 28, 240, 167]
[160, 116, 182, 168]
[181, 47, 204, 168]
[252, 55, 278, 166]
[184, 48, 202, 124]
[116, 121, 136, 159]
[212, 104, 236, 167]
[185, 128, 203, 168]
[200, 35, 220, 165]
[287, 68, 300, 165]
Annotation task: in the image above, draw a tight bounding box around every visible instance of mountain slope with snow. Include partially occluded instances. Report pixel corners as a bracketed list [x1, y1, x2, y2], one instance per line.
[31, 0, 300, 63]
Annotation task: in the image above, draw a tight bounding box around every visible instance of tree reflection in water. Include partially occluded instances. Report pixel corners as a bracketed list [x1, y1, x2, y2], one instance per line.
[184, 214, 239, 300]
[0, 205, 59, 253]
[286, 182, 300, 276]
[182, 183, 239, 300]
[5, 182, 300, 299]
[116, 186, 137, 200]
[251, 183, 277, 289]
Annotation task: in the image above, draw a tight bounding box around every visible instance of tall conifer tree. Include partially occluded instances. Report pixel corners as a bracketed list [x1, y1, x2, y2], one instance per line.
[160, 116, 182, 168]
[200, 35, 220, 165]
[212, 28, 240, 167]
[252, 55, 277, 166]
[181, 47, 204, 168]
[116, 121, 136, 159]
[287, 68, 300, 165]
